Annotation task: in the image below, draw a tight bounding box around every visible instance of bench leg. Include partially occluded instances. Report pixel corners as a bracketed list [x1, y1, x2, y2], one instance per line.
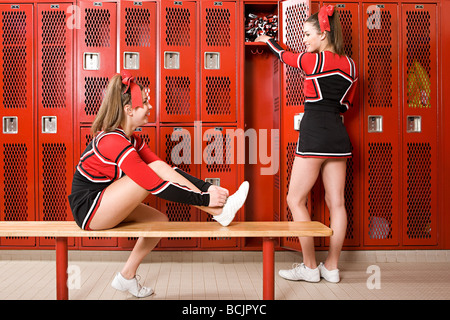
[262, 237, 275, 300]
[56, 237, 68, 300]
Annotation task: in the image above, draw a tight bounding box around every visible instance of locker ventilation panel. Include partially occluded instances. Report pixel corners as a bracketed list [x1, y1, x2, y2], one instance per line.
[84, 8, 111, 47]
[41, 10, 66, 45]
[164, 76, 191, 116]
[41, 47, 67, 108]
[367, 10, 392, 108]
[165, 7, 191, 46]
[41, 10, 67, 109]
[285, 142, 296, 220]
[205, 8, 231, 47]
[84, 77, 109, 117]
[136, 77, 151, 103]
[406, 10, 431, 109]
[2, 144, 28, 221]
[284, 142, 298, 245]
[340, 9, 354, 58]
[406, 143, 432, 240]
[125, 7, 152, 47]
[283, 2, 308, 107]
[42, 143, 67, 221]
[205, 77, 231, 116]
[345, 157, 355, 240]
[164, 131, 192, 173]
[204, 131, 231, 173]
[165, 202, 194, 243]
[136, 131, 151, 146]
[367, 143, 393, 240]
[1, 11, 28, 109]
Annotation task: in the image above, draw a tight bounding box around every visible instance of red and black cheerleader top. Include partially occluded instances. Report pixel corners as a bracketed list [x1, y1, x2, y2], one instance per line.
[73, 128, 210, 206]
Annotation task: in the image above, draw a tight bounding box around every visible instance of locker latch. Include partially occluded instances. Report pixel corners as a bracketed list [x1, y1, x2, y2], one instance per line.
[42, 116, 57, 134]
[204, 52, 220, 69]
[83, 52, 100, 70]
[294, 113, 303, 131]
[205, 178, 220, 186]
[164, 52, 180, 69]
[407, 116, 421, 133]
[2, 116, 18, 134]
[124, 52, 140, 69]
[368, 115, 383, 133]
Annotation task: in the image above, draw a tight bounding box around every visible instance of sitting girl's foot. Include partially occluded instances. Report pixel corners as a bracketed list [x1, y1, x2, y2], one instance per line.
[213, 181, 249, 226]
[111, 272, 153, 298]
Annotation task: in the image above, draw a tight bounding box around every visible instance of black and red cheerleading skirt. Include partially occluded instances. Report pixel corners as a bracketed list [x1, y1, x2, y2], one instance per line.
[68, 171, 109, 230]
[296, 105, 352, 159]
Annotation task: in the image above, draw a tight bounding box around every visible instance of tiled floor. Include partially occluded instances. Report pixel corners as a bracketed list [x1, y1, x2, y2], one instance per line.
[0, 250, 449, 300]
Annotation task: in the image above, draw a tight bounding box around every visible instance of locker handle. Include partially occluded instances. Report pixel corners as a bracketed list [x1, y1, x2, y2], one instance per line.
[164, 52, 180, 69]
[42, 116, 57, 134]
[204, 52, 220, 70]
[407, 116, 421, 133]
[368, 115, 383, 133]
[205, 178, 220, 186]
[2, 116, 18, 134]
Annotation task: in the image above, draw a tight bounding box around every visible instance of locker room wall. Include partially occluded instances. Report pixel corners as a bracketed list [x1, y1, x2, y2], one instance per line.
[0, 0, 448, 251]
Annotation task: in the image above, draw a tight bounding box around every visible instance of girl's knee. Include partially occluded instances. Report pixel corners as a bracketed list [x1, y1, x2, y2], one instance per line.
[286, 192, 304, 210]
[155, 212, 169, 222]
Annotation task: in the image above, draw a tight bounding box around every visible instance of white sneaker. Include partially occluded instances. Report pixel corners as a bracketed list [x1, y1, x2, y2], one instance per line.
[278, 263, 320, 282]
[213, 181, 249, 227]
[318, 262, 340, 283]
[111, 272, 154, 298]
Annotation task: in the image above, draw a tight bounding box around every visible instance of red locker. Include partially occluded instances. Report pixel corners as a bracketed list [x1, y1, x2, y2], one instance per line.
[401, 4, 437, 246]
[200, 1, 237, 123]
[363, 3, 400, 246]
[0, 4, 35, 247]
[37, 3, 75, 247]
[160, 1, 197, 123]
[243, 1, 280, 249]
[200, 126, 238, 248]
[120, 0, 157, 124]
[76, 0, 117, 124]
[158, 126, 198, 248]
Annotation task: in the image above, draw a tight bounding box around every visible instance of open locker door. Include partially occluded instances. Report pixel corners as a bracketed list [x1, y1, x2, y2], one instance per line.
[278, 0, 311, 251]
[322, 2, 362, 248]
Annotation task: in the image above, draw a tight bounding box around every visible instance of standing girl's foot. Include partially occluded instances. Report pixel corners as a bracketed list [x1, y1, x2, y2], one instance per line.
[318, 262, 340, 283]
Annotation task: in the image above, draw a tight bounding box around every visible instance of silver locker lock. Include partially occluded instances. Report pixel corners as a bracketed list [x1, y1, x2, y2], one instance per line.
[42, 116, 57, 134]
[204, 52, 220, 69]
[3, 116, 18, 134]
[407, 116, 421, 133]
[205, 178, 220, 186]
[124, 52, 140, 69]
[164, 52, 180, 69]
[83, 52, 100, 70]
[368, 115, 383, 133]
[294, 113, 303, 131]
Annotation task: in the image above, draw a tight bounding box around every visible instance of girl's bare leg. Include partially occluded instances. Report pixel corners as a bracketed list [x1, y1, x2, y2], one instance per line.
[286, 157, 324, 269]
[119, 204, 168, 279]
[321, 158, 348, 270]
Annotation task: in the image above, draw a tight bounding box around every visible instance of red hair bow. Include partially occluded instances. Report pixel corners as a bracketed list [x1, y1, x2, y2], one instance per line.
[121, 70, 142, 109]
[318, 5, 334, 32]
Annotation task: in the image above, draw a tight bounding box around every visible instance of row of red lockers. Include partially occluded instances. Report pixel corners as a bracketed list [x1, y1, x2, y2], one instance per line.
[0, 0, 448, 250]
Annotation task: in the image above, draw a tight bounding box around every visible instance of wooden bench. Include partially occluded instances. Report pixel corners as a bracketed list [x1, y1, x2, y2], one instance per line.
[0, 221, 332, 300]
